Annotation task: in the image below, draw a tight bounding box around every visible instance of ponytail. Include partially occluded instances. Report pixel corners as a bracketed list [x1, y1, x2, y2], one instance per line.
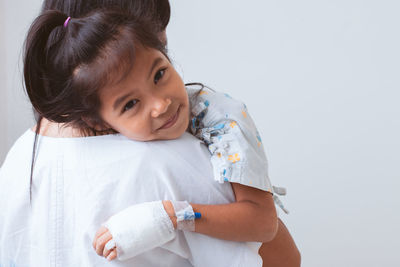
[24, 11, 75, 121]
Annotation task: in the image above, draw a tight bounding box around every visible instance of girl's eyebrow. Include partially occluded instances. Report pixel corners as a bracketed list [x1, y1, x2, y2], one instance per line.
[113, 57, 164, 111]
[147, 57, 163, 80]
[113, 93, 133, 111]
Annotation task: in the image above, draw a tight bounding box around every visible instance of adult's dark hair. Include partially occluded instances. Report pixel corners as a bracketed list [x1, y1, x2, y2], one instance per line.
[24, 9, 166, 200]
[41, 0, 171, 34]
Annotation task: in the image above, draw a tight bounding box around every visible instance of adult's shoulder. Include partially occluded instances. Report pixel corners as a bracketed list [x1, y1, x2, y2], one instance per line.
[81, 132, 209, 167]
[0, 129, 34, 175]
[0, 130, 207, 172]
[146, 132, 211, 166]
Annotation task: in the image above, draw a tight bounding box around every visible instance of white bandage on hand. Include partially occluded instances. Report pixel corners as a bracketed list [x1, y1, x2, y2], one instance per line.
[171, 201, 196, 232]
[105, 239, 116, 251]
[103, 201, 176, 261]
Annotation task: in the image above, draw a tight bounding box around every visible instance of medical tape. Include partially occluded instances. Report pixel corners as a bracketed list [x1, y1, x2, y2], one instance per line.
[171, 201, 200, 232]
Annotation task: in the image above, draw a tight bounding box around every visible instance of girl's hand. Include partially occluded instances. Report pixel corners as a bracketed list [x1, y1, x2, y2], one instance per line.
[93, 201, 176, 261]
[93, 226, 117, 261]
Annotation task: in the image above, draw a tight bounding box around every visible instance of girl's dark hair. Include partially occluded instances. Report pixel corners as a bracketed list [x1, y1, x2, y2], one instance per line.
[24, 9, 165, 131]
[34, 0, 171, 130]
[41, 0, 170, 35]
[24, 9, 166, 200]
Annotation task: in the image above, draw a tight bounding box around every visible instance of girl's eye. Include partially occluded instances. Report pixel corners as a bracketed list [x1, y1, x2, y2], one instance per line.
[123, 99, 139, 113]
[154, 68, 167, 84]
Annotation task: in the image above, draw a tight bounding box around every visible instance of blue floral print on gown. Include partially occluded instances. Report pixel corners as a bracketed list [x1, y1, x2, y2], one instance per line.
[187, 86, 288, 213]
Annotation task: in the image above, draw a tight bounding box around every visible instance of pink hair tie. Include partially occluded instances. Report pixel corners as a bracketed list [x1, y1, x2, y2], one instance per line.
[63, 17, 71, 28]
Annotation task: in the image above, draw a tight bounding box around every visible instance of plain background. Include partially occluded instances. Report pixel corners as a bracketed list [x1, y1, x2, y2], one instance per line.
[1, 1, 399, 266]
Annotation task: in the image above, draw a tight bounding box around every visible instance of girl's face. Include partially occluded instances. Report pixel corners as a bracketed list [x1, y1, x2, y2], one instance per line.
[99, 46, 190, 141]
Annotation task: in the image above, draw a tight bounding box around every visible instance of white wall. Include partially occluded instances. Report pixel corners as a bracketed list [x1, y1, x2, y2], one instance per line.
[1, 0, 42, 164]
[167, 1, 400, 266]
[1, 1, 400, 266]
[0, 0, 7, 162]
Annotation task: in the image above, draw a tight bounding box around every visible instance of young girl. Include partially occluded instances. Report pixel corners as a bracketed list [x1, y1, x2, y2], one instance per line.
[25, 9, 288, 262]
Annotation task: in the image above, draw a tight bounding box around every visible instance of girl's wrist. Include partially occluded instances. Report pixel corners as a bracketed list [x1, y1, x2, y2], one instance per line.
[162, 200, 177, 229]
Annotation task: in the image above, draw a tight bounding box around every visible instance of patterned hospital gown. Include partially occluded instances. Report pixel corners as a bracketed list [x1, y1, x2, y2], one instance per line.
[187, 85, 288, 213]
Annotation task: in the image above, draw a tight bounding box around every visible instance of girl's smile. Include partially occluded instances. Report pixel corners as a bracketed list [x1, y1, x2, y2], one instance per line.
[157, 105, 181, 130]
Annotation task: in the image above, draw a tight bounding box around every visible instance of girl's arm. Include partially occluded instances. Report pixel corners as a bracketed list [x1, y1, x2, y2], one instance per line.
[165, 195, 300, 267]
[181, 88, 280, 241]
[163, 183, 278, 242]
[259, 219, 301, 267]
[94, 184, 279, 261]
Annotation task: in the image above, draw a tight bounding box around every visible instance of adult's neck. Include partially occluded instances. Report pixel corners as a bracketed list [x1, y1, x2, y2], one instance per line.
[32, 118, 87, 138]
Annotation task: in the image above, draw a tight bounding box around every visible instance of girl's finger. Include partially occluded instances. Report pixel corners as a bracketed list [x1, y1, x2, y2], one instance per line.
[107, 249, 117, 261]
[103, 239, 116, 257]
[95, 231, 113, 256]
[92, 226, 109, 249]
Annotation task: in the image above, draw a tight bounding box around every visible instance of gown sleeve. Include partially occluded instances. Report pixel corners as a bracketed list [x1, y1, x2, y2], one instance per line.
[187, 86, 273, 192]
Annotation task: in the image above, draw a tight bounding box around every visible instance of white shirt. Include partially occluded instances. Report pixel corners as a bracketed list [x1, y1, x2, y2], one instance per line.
[0, 130, 262, 266]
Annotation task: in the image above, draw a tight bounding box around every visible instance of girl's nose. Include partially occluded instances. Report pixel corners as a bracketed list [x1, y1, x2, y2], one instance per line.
[151, 97, 172, 118]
